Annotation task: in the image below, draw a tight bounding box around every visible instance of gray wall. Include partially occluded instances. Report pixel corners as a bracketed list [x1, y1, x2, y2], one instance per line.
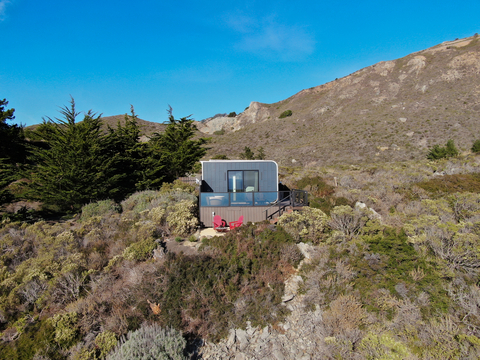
[201, 160, 278, 193]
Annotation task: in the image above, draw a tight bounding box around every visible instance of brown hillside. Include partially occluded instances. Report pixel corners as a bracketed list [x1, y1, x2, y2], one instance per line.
[205, 35, 480, 166]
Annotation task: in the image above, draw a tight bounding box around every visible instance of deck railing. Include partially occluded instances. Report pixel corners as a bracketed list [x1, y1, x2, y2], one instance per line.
[199, 190, 308, 220]
[200, 191, 280, 207]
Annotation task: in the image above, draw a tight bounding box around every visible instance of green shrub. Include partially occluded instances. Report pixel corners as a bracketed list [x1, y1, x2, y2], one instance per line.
[359, 332, 412, 359]
[427, 139, 458, 160]
[166, 200, 198, 236]
[107, 323, 186, 360]
[279, 110, 293, 118]
[296, 176, 335, 197]
[49, 312, 79, 348]
[213, 129, 225, 135]
[95, 331, 118, 358]
[211, 154, 229, 159]
[123, 238, 157, 261]
[80, 200, 121, 221]
[472, 140, 480, 153]
[227, 112, 237, 117]
[415, 174, 480, 195]
[277, 207, 328, 243]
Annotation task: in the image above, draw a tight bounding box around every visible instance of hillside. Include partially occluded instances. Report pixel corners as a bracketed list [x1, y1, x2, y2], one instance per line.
[203, 35, 480, 166]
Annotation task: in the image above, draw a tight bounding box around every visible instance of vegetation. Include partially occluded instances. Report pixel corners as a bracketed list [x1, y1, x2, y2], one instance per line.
[427, 139, 459, 160]
[0, 98, 208, 215]
[6, 94, 480, 358]
[279, 110, 292, 119]
[471, 139, 480, 153]
[0, 99, 26, 206]
[239, 146, 266, 160]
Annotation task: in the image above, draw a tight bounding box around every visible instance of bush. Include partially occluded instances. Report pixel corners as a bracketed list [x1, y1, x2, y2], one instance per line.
[328, 205, 366, 237]
[80, 200, 121, 221]
[106, 323, 186, 360]
[427, 139, 458, 160]
[279, 110, 293, 119]
[166, 200, 198, 236]
[227, 112, 237, 117]
[277, 207, 328, 243]
[472, 140, 480, 153]
[123, 238, 157, 261]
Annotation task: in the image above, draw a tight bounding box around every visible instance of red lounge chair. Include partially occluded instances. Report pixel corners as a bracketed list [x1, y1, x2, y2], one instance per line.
[213, 215, 229, 232]
[229, 215, 244, 230]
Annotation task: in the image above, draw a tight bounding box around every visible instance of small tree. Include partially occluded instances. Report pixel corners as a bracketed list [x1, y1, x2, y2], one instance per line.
[427, 140, 458, 160]
[239, 146, 255, 160]
[472, 140, 480, 153]
[0, 98, 26, 164]
[256, 147, 266, 160]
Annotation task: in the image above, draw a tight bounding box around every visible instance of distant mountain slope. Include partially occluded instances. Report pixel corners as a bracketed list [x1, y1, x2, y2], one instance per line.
[204, 35, 480, 166]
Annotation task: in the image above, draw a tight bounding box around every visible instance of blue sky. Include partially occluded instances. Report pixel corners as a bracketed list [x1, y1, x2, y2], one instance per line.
[1, 0, 479, 126]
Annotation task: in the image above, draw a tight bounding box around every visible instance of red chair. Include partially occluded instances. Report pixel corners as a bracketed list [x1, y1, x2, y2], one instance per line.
[213, 215, 229, 232]
[229, 215, 244, 230]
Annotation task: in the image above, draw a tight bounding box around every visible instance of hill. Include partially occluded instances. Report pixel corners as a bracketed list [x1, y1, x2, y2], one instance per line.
[203, 35, 480, 166]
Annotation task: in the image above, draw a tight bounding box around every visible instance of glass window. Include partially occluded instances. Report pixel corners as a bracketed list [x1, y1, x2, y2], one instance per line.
[228, 170, 258, 192]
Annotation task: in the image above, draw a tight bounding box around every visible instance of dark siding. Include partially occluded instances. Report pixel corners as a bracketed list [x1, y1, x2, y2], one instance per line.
[202, 161, 278, 193]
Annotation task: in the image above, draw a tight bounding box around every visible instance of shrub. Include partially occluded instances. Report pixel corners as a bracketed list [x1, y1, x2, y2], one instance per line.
[359, 332, 412, 359]
[123, 238, 157, 261]
[166, 200, 198, 236]
[427, 139, 458, 160]
[80, 200, 121, 221]
[277, 207, 328, 243]
[472, 140, 480, 153]
[95, 331, 117, 358]
[328, 205, 366, 237]
[296, 176, 335, 197]
[106, 323, 186, 360]
[415, 174, 480, 195]
[211, 154, 229, 160]
[227, 112, 237, 117]
[49, 312, 79, 348]
[279, 110, 293, 118]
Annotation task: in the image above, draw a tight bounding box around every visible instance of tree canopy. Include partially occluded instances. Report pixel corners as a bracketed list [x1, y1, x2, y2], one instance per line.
[26, 100, 207, 213]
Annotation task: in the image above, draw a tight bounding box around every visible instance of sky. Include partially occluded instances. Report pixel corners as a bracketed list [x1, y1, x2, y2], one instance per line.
[1, 0, 480, 126]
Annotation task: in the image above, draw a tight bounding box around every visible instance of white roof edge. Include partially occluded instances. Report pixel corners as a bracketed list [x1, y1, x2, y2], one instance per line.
[201, 160, 277, 163]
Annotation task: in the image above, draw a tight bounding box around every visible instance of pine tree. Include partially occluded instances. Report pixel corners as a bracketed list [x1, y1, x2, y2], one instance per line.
[0, 98, 26, 164]
[146, 106, 207, 184]
[102, 106, 143, 201]
[28, 98, 108, 212]
[0, 98, 26, 205]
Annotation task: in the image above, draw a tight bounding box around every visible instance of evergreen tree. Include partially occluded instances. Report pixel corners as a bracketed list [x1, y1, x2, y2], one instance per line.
[0, 98, 26, 164]
[427, 140, 458, 160]
[0, 99, 26, 205]
[28, 98, 108, 212]
[240, 146, 255, 160]
[102, 106, 143, 201]
[146, 107, 207, 184]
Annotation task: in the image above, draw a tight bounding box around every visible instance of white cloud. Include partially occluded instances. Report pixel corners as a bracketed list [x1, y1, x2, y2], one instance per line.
[225, 13, 315, 61]
[0, 0, 11, 21]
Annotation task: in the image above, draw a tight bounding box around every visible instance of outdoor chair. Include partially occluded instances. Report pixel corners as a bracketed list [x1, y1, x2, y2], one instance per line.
[213, 215, 229, 232]
[229, 215, 244, 230]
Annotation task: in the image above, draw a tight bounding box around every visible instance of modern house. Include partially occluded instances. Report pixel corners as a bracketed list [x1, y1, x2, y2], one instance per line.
[199, 160, 307, 227]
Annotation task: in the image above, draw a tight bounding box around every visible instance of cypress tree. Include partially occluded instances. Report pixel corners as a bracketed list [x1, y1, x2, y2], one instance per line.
[28, 98, 108, 212]
[102, 107, 143, 201]
[146, 106, 207, 184]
